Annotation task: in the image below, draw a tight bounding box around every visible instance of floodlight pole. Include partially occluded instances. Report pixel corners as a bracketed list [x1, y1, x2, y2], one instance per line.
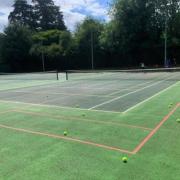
[41, 40, 45, 72]
[164, 12, 168, 67]
[164, 4, 168, 68]
[91, 30, 94, 70]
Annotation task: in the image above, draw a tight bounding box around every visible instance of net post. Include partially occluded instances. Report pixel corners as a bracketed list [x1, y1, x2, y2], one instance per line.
[56, 70, 59, 80]
[66, 71, 68, 80]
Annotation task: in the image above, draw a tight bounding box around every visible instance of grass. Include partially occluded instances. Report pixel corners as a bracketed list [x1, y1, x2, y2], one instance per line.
[0, 82, 180, 179]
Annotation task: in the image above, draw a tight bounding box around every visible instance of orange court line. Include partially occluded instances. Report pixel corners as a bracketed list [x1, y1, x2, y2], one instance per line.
[13, 109, 152, 131]
[0, 124, 134, 155]
[1, 104, 179, 155]
[132, 103, 180, 154]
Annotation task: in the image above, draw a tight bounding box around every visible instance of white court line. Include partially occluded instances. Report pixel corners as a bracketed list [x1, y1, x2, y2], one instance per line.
[3, 79, 164, 100]
[0, 81, 178, 115]
[60, 76, 142, 91]
[10, 90, 113, 98]
[108, 74, 170, 96]
[68, 72, 115, 81]
[48, 85, 119, 91]
[0, 81, 60, 92]
[0, 99, 121, 114]
[108, 79, 157, 96]
[14, 81, 150, 98]
[66, 72, 139, 90]
[123, 81, 179, 113]
[88, 74, 177, 110]
[3, 79, 121, 91]
[88, 80, 119, 89]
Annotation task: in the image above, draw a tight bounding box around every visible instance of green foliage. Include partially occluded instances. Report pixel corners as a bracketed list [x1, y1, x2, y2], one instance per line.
[107, 0, 180, 66]
[2, 0, 180, 70]
[0, 33, 4, 63]
[9, 0, 66, 31]
[30, 30, 72, 59]
[112, 1, 156, 50]
[75, 17, 103, 47]
[2, 24, 32, 71]
[8, 0, 35, 29]
[32, 0, 66, 31]
[74, 17, 104, 68]
[99, 21, 118, 52]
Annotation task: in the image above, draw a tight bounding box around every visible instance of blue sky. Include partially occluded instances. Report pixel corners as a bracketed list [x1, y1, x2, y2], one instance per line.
[0, 0, 110, 32]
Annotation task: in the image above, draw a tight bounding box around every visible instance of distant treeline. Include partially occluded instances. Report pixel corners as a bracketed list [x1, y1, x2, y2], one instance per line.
[0, 0, 180, 72]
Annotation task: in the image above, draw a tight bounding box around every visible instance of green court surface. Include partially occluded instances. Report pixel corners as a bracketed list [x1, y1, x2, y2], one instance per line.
[0, 71, 180, 179]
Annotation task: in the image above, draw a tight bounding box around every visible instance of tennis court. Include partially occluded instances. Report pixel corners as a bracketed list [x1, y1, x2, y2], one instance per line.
[0, 70, 179, 112]
[0, 69, 180, 179]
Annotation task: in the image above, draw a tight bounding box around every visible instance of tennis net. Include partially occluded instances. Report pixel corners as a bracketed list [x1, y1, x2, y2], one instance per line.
[0, 71, 60, 80]
[66, 68, 180, 82]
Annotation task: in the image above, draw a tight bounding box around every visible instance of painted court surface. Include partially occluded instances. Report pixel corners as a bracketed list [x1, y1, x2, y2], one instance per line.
[0, 71, 179, 112]
[0, 71, 180, 179]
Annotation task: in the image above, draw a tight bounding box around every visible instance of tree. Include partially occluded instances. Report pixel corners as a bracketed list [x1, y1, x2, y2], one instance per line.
[8, 0, 35, 29]
[32, 0, 66, 31]
[30, 30, 72, 70]
[9, 0, 67, 31]
[0, 33, 4, 63]
[109, 0, 180, 66]
[149, 0, 180, 63]
[2, 24, 32, 71]
[99, 21, 121, 67]
[111, 0, 158, 65]
[74, 17, 104, 68]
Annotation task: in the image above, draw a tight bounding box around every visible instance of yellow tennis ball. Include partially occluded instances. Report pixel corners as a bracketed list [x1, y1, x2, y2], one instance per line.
[64, 131, 67, 136]
[122, 157, 128, 163]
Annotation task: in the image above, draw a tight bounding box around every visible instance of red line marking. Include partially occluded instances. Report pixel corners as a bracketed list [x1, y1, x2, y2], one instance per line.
[2, 103, 179, 155]
[132, 103, 180, 154]
[13, 109, 152, 131]
[0, 124, 133, 155]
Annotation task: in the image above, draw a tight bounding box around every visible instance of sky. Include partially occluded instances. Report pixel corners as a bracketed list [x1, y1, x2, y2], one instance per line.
[0, 0, 110, 32]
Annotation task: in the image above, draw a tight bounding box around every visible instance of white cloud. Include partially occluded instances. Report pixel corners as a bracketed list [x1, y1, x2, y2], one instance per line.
[0, 0, 109, 32]
[57, 0, 109, 31]
[63, 10, 85, 31]
[0, 1, 12, 8]
[0, 7, 13, 32]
